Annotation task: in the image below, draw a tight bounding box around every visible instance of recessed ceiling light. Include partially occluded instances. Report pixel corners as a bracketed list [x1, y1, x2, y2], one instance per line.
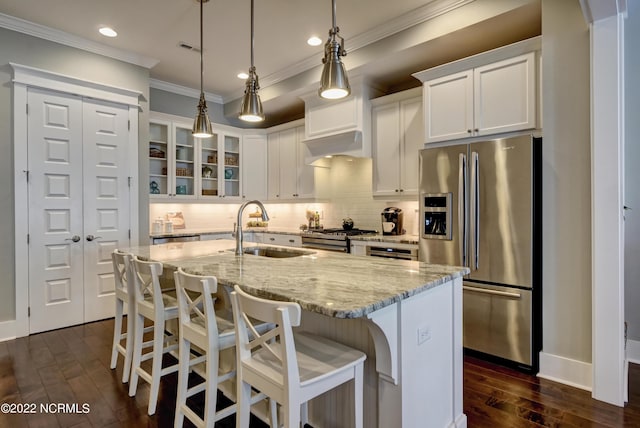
[99, 27, 118, 38]
[237, 72, 249, 79]
[307, 36, 322, 46]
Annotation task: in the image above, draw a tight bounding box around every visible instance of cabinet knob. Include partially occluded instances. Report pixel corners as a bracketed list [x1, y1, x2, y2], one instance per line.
[467, 129, 472, 133]
[269, 237, 275, 241]
[400, 189, 404, 192]
[474, 129, 479, 132]
[395, 189, 399, 192]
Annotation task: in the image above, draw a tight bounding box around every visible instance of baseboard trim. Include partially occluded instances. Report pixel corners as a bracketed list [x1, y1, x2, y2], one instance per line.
[627, 339, 640, 364]
[538, 351, 593, 391]
[0, 320, 18, 342]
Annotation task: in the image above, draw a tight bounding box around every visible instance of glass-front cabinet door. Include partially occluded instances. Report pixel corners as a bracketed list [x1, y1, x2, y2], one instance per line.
[149, 120, 170, 198]
[222, 134, 241, 198]
[200, 134, 219, 198]
[173, 124, 196, 198]
[149, 114, 243, 201]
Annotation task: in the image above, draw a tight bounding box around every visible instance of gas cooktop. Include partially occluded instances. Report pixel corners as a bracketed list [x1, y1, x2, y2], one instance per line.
[304, 228, 377, 236]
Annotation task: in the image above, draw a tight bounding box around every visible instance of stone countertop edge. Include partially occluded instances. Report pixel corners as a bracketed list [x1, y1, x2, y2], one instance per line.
[150, 229, 420, 245]
[129, 240, 468, 319]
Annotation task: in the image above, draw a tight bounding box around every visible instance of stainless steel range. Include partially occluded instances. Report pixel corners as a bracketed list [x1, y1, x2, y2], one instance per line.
[301, 228, 377, 252]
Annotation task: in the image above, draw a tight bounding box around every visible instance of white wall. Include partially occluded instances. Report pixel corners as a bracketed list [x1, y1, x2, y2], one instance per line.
[539, 0, 592, 374]
[149, 157, 419, 235]
[0, 27, 150, 322]
[624, 1, 640, 346]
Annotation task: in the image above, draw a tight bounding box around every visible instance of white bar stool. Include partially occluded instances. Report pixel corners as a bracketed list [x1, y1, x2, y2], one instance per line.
[110, 249, 135, 383]
[231, 285, 367, 428]
[174, 268, 277, 428]
[128, 256, 180, 415]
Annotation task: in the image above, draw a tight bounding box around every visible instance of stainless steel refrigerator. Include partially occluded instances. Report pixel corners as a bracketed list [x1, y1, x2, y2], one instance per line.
[418, 134, 542, 372]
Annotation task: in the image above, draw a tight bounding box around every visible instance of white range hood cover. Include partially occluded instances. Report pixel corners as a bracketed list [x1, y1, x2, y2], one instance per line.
[300, 77, 380, 164]
[302, 130, 367, 164]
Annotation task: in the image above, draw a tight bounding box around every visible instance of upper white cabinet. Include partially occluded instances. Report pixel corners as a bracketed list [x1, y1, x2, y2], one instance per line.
[241, 134, 268, 201]
[149, 119, 197, 199]
[149, 113, 244, 201]
[414, 38, 540, 144]
[267, 124, 314, 200]
[371, 88, 423, 196]
[199, 129, 242, 200]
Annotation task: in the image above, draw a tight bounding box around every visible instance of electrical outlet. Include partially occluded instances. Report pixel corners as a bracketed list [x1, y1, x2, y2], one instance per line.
[418, 326, 431, 345]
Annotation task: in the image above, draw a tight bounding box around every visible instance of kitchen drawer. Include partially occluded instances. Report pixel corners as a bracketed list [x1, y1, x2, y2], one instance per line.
[256, 233, 301, 247]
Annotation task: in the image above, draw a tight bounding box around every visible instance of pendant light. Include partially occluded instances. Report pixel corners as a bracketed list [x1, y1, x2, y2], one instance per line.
[319, 0, 350, 100]
[192, 0, 213, 138]
[239, 0, 265, 122]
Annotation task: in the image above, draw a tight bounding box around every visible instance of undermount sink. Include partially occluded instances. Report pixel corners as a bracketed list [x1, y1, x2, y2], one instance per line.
[242, 246, 315, 258]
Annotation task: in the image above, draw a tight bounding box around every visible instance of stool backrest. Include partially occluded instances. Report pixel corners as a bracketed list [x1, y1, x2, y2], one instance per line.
[112, 249, 134, 296]
[231, 285, 302, 388]
[173, 268, 219, 345]
[131, 257, 165, 311]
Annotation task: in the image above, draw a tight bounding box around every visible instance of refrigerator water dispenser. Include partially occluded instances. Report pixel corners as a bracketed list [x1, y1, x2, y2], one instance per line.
[422, 193, 452, 240]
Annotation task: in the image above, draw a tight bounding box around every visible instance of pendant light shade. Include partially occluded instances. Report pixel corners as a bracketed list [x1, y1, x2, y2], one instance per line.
[319, 0, 350, 100]
[239, 0, 265, 122]
[192, 0, 213, 138]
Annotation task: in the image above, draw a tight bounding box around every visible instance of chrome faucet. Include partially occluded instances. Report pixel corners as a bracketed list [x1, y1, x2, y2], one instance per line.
[235, 200, 270, 255]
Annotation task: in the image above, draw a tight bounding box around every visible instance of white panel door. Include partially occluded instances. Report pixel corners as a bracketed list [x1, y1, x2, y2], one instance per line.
[82, 100, 130, 322]
[28, 90, 131, 333]
[27, 88, 85, 333]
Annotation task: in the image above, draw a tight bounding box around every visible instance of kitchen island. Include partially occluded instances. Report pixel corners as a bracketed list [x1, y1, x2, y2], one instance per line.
[125, 239, 469, 428]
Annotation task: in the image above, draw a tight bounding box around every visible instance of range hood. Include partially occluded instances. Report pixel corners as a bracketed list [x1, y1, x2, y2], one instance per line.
[299, 77, 381, 164]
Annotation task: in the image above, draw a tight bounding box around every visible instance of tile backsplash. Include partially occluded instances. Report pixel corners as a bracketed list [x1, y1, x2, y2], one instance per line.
[149, 157, 419, 235]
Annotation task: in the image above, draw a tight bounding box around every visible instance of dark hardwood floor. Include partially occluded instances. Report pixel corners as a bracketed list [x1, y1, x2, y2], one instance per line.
[1, 319, 639, 427]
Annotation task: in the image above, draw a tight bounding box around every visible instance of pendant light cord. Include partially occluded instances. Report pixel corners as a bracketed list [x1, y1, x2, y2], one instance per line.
[200, 0, 204, 95]
[332, 0, 337, 33]
[250, 0, 254, 69]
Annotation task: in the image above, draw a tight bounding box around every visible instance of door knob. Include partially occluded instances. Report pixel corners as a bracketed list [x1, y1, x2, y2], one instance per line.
[65, 235, 81, 243]
[86, 235, 102, 242]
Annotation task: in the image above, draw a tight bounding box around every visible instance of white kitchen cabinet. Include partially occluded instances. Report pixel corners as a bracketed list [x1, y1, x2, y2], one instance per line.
[199, 130, 242, 200]
[241, 134, 268, 201]
[372, 89, 423, 196]
[148, 119, 197, 199]
[267, 125, 314, 200]
[422, 52, 537, 143]
[149, 113, 244, 201]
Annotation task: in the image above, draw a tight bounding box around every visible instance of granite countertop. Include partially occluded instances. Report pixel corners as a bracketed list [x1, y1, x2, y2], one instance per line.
[125, 239, 468, 319]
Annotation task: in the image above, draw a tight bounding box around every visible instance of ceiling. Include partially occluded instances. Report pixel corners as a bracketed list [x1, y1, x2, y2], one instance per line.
[0, 0, 541, 126]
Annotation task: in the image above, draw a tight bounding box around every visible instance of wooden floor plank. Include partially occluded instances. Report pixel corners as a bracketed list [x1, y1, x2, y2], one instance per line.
[1, 320, 640, 427]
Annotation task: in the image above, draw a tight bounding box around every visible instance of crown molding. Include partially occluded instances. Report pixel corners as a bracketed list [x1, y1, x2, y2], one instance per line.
[579, 0, 627, 23]
[0, 12, 159, 69]
[224, 0, 476, 102]
[150, 78, 224, 104]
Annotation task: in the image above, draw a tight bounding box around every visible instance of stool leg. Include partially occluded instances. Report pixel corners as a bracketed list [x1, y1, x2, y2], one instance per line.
[354, 364, 364, 428]
[128, 312, 144, 397]
[237, 380, 252, 428]
[122, 303, 135, 383]
[147, 320, 165, 415]
[174, 335, 190, 428]
[284, 399, 300, 428]
[269, 399, 278, 428]
[203, 349, 218, 427]
[110, 298, 124, 370]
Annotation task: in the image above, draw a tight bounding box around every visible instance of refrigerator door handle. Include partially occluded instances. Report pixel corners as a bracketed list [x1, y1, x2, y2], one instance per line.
[458, 153, 467, 266]
[470, 151, 479, 270]
[463, 285, 522, 299]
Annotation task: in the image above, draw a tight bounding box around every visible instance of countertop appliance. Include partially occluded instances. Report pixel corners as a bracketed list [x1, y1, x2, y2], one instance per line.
[381, 207, 404, 235]
[418, 134, 542, 373]
[301, 228, 377, 252]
